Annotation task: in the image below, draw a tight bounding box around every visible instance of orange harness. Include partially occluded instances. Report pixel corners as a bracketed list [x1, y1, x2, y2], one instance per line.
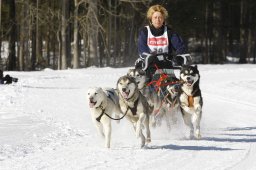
[146, 64, 183, 92]
[188, 96, 194, 107]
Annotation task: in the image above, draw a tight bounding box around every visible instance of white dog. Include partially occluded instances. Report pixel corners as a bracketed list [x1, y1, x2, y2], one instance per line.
[87, 87, 121, 148]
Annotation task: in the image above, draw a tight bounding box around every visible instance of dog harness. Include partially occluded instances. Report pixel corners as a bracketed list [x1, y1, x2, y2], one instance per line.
[96, 104, 105, 122]
[95, 101, 129, 122]
[188, 96, 194, 107]
[95, 90, 116, 122]
[183, 88, 201, 108]
[120, 89, 140, 116]
[106, 90, 116, 104]
[127, 98, 139, 116]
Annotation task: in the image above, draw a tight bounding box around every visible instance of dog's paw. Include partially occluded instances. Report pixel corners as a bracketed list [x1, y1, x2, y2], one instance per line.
[105, 141, 110, 148]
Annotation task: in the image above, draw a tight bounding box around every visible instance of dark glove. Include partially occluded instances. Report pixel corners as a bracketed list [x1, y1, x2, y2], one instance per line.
[165, 54, 173, 61]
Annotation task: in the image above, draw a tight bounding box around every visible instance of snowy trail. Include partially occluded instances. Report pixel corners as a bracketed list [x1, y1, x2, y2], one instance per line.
[0, 65, 256, 170]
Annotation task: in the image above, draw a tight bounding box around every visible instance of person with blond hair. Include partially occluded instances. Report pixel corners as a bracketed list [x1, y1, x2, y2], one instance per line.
[136, 4, 190, 70]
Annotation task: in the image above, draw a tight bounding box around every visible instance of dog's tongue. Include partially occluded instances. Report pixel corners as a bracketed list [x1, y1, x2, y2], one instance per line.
[89, 102, 95, 108]
[122, 92, 129, 99]
[187, 80, 193, 86]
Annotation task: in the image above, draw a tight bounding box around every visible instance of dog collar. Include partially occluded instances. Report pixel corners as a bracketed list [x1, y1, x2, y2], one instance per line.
[127, 98, 139, 116]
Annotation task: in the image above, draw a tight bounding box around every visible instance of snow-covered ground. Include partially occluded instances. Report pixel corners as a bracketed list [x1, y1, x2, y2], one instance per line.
[0, 64, 256, 170]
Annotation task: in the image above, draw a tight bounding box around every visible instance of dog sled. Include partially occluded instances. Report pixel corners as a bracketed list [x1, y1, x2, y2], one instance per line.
[135, 53, 192, 108]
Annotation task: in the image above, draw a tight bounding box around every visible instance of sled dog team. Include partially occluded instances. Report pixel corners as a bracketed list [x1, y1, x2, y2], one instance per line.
[87, 65, 203, 148]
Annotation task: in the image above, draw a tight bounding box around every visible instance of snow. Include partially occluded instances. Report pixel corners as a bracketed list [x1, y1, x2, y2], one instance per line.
[0, 64, 256, 170]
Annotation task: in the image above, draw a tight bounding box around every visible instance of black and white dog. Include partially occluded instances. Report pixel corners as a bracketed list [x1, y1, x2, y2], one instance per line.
[179, 65, 203, 139]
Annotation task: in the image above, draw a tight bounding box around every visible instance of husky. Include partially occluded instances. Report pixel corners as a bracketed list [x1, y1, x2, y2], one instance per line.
[127, 68, 179, 128]
[127, 68, 166, 126]
[117, 75, 153, 148]
[179, 65, 203, 139]
[87, 87, 121, 148]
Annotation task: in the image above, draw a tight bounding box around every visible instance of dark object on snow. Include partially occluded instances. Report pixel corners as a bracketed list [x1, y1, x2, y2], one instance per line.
[0, 70, 19, 84]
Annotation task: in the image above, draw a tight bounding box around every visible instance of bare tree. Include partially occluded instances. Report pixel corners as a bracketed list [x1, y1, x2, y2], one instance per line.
[88, 0, 99, 66]
[0, 0, 2, 61]
[73, 0, 81, 69]
[61, 0, 69, 69]
[7, 0, 16, 70]
[239, 0, 248, 63]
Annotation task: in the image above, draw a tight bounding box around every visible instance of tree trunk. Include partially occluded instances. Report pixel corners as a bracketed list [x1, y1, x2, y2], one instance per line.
[0, 0, 2, 60]
[18, 1, 24, 71]
[19, 23, 24, 71]
[88, 0, 98, 66]
[57, 30, 62, 70]
[31, 21, 36, 70]
[106, 0, 112, 66]
[24, 1, 30, 70]
[36, 0, 43, 68]
[203, 0, 209, 64]
[7, 0, 17, 70]
[61, 0, 69, 69]
[239, 0, 248, 63]
[73, 0, 79, 68]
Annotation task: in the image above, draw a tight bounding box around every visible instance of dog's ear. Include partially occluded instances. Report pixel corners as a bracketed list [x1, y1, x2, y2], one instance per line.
[195, 65, 198, 69]
[129, 76, 138, 88]
[127, 69, 133, 76]
[116, 76, 122, 89]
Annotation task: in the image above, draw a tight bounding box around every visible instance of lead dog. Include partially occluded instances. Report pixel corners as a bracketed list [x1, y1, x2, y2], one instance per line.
[117, 75, 153, 148]
[179, 65, 203, 139]
[87, 87, 121, 148]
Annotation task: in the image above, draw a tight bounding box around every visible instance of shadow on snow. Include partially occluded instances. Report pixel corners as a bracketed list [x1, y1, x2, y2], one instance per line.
[148, 144, 236, 151]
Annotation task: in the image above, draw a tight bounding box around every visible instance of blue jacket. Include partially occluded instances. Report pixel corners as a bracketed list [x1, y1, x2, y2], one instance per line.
[138, 25, 187, 56]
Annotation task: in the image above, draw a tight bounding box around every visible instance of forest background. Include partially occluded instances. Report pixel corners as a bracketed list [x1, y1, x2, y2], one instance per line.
[0, 0, 255, 71]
